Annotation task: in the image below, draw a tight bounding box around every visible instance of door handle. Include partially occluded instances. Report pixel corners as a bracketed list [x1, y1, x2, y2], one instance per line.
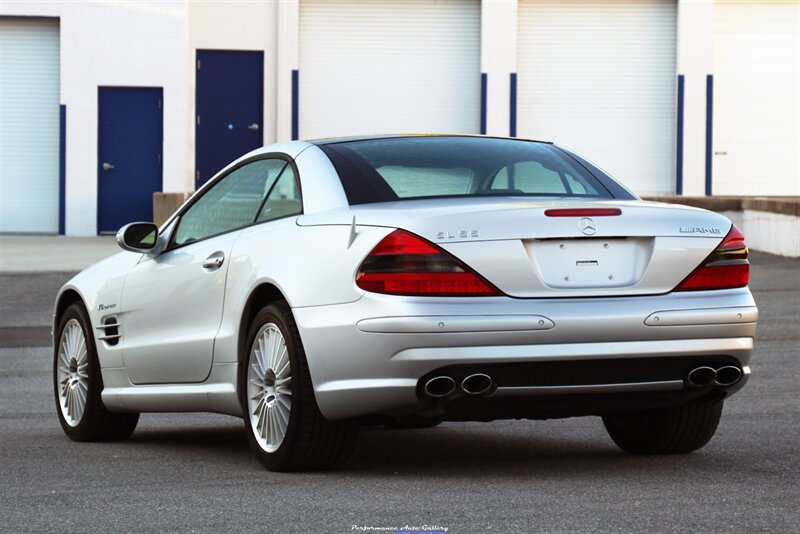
[714, 151, 728, 156]
[247, 123, 260, 131]
[102, 162, 116, 171]
[202, 252, 225, 270]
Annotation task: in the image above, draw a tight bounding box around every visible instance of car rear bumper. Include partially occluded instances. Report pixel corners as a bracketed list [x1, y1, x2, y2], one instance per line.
[292, 287, 757, 420]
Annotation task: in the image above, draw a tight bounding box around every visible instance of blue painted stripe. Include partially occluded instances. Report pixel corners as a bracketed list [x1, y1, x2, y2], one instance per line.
[705, 74, 713, 196]
[480, 73, 487, 135]
[59, 104, 66, 235]
[509, 72, 517, 138]
[676, 75, 685, 195]
[291, 69, 299, 141]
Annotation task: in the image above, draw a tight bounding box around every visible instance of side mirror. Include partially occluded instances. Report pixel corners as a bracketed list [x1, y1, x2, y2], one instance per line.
[117, 222, 159, 253]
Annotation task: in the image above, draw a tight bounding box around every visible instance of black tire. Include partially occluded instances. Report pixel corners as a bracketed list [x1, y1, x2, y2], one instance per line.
[53, 303, 139, 441]
[602, 400, 723, 454]
[240, 302, 359, 471]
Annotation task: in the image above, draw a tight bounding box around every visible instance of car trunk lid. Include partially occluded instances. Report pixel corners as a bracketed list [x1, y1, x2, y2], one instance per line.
[298, 198, 732, 297]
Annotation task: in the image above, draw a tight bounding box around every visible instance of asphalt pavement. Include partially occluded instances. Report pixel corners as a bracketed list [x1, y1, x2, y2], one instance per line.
[0, 251, 798, 533]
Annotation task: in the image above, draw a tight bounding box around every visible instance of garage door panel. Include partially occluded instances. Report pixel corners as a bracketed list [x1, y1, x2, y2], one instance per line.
[0, 18, 60, 233]
[299, 0, 480, 140]
[713, 0, 799, 196]
[517, 0, 677, 196]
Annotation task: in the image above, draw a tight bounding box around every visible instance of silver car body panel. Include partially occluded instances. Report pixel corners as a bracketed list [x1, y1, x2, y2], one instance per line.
[50, 139, 758, 420]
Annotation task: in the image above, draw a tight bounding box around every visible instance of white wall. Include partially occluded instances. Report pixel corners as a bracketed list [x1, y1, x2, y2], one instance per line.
[481, 0, 516, 137]
[0, 1, 188, 236]
[676, 0, 714, 196]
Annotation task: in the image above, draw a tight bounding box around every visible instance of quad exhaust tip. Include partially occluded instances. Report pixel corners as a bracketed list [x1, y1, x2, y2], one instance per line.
[686, 366, 717, 387]
[686, 365, 743, 388]
[423, 376, 456, 398]
[714, 365, 743, 387]
[461, 373, 494, 396]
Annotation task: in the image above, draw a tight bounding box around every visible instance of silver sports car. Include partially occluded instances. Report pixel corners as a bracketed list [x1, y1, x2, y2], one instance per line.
[54, 135, 757, 471]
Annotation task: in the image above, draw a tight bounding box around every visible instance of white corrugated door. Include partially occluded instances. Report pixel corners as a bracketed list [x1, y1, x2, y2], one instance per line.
[299, 0, 480, 140]
[517, 0, 677, 195]
[713, 1, 799, 196]
[0, 18, 60, 233]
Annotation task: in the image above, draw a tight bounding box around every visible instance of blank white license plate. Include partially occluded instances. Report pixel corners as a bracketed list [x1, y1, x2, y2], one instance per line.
[525, 237, 654, 289]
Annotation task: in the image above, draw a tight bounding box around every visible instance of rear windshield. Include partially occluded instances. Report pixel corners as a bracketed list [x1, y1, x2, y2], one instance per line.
[319, 136, 621, 205]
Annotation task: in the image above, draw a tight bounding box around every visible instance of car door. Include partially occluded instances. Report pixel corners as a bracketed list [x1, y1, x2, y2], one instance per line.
[120, 157, 290, 384]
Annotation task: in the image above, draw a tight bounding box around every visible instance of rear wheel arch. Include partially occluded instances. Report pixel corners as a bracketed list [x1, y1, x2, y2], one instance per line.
[237, 283, 289, 363]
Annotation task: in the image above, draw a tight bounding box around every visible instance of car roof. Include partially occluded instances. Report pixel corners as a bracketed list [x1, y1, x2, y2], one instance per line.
[309, 133, 553, 145]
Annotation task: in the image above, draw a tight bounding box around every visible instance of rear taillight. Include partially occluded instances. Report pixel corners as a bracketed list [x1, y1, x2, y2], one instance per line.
[675, 225, 750, 291]
[356, 229, 501, 296]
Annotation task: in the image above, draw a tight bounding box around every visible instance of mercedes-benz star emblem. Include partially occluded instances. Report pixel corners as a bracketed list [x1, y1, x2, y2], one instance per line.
[579, 217, 597, 235]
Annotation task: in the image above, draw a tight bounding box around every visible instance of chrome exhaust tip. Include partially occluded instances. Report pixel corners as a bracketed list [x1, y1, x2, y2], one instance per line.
[686, 366, 717, 388]
[423, 376, 456, 398]
[461, 373, 494, 396]
[714, 365, 743, 387]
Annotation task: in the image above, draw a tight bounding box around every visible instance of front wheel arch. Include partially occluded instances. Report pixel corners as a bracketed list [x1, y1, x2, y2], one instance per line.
[54, 288, 84, 333]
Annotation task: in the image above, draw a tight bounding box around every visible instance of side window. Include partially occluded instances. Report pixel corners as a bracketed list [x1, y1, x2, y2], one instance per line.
[256, 165, 302, 223]
[173, 158, 287, 247]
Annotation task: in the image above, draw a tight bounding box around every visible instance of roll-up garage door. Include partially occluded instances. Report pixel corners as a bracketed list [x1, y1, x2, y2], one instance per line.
[0, 18, 60, 233]
[713, 1, 799, 196]
[299, 0, 480, 140]
[517, 1, 677, 195]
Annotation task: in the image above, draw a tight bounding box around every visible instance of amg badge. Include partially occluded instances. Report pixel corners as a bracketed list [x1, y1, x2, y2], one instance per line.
[679, 227, 722, 235]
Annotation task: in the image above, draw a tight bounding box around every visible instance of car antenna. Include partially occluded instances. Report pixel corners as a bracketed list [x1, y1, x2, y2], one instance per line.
[347, 216, 357, 249]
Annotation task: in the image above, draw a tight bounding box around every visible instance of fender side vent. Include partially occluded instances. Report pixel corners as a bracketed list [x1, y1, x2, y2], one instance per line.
[97, 317, 120, 346]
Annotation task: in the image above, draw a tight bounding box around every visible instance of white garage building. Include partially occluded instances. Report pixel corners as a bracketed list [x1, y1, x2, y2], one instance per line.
[0, 0, 797, 235]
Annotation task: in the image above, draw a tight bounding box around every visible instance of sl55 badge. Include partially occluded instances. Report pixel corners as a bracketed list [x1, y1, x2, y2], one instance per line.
[436, 229, 479, 240]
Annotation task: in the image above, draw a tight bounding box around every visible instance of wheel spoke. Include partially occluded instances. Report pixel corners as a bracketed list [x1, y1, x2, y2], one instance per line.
[257, 336, 267, 373]
[250, 362, 261, 379]
[76, 335, 86, 362]
[66, 386, 74, 418]
[277, 394, 292, 409]
[268, 406, 276, 445]
[276, 358, 290, 381]
[74, 385, 86, 415]
[275, 401, 289, 436]
[249, 375, 264, 388]
[258, 402, 268, 439]
[275, 346, 289, 375]
[68, 325, 78, 356]
[267, 330, 278, 370]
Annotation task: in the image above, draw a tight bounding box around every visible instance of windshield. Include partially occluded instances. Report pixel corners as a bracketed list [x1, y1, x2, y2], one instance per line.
[319, 136, 621, 205]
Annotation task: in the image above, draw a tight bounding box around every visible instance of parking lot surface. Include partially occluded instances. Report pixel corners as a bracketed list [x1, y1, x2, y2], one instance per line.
[0, 251, 798, 532]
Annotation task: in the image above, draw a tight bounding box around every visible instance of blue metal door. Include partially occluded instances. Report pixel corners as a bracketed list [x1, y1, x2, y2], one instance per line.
[195, 50, 264, 187]
[97, 87, 163, 233]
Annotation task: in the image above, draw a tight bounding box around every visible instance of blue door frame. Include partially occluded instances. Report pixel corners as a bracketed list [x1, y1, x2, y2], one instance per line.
[195, 50, 264, 187]
[97, 87, 163, 234]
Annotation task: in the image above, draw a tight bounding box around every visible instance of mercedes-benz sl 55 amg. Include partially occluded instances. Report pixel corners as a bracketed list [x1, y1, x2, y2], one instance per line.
[53, 135, 757, 471]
